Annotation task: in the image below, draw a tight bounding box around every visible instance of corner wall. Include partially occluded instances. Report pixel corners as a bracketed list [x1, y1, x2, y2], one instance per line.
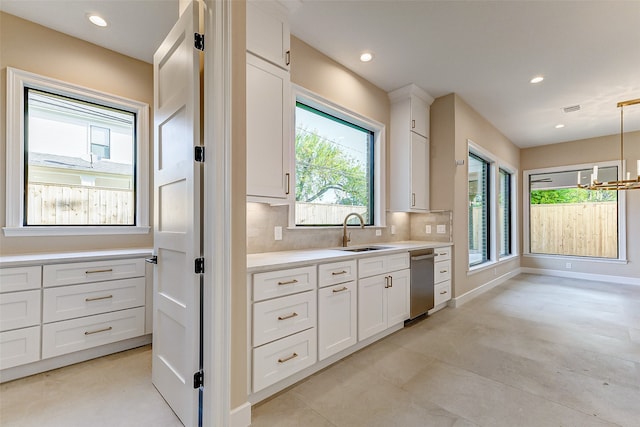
[0, 12, 154, 255]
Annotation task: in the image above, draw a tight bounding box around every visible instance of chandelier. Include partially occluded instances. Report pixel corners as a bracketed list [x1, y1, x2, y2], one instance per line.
[578, 98, 640, 190]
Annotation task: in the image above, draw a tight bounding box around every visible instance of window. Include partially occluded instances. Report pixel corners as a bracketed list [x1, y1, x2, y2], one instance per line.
[5, 68, 149, 236]
[293, 90, 384, 227]
[526, 163, 624, 259]
[468, 152, 490, 266]
[499, 168, 512, 257]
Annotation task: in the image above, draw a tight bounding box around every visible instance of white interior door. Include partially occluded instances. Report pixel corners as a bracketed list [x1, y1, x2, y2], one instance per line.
[152, 3, 201, 426]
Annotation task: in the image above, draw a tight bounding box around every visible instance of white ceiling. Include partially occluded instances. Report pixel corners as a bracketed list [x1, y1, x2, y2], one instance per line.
[2, 0, 639, 148]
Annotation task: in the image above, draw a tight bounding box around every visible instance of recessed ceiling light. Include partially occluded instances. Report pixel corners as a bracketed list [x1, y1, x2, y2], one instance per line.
[555, 124, 565, 129]
[530, 76, 544, 84]
[360, 52, 374, 62]
[88, 14, 108, 27]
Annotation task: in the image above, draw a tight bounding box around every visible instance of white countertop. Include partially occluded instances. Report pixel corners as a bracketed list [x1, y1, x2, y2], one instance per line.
[0, 248, 153, 268]
[247, 240, 452, 272]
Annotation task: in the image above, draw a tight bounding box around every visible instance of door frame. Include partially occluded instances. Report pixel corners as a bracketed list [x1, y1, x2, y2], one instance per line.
[203, 0, 232, 426]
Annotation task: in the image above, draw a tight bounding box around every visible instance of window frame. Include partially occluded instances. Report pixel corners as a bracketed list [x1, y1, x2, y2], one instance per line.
[4, 67, 150, 236]
[467, 140, 518, 272]
[290, 85, 386, 228]
[468, 151, 491, 267]
[498, 167, 514, 258]
[523, 161, 627, 263]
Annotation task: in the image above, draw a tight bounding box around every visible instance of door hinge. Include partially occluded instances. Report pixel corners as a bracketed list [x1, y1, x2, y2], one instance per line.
[195, 146, 205, 162]
[195, 257, 205, 274]
[194, 33, 205, 51]
[193, 370, 204, 388]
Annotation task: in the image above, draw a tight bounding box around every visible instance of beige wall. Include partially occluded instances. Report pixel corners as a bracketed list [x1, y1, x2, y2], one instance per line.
[431, 93, 521, 298]
[0, 12, 154, 255]
[520, 131, 640, 278]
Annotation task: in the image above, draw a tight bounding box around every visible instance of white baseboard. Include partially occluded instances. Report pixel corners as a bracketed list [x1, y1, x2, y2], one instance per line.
[520, 267, 640, 286]
[230, 402, 251, 427]
[451, 268, 522, 308]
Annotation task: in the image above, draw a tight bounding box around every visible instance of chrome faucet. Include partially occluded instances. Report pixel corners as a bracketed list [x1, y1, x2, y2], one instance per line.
[342, 212, 365, 247]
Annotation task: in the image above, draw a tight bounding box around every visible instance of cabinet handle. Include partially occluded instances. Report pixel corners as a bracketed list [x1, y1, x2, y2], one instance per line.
[440, 290, 448, 295]
[285, 173, 291, 195]
[389, 275, 393, 288]
[332, 286, 348, 293]
[85, 268, 113, 274]
[285, 50, 291, 66]
[85, 294, 113, 302]
[438, 252, 447, 256]
[278, 352, 298, 363]
[412, 193, 416, 207]
[84, 326, 112, 335]
[412, 119, 416, 129]
[277, 312, 298, 320]
[277, 279, 298, 286]
[440, 270, 448, 274]
[331, 270, 347, 276]
[384, 276, 390, 288]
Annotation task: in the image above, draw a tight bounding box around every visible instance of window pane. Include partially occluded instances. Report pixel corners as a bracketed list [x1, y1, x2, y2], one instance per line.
[25, 88, 136, 225]
[469, 153, 489, 266]
[295, 102, 373, 226]
[529, 166, 618, 258]
[499, 169, 511, 257]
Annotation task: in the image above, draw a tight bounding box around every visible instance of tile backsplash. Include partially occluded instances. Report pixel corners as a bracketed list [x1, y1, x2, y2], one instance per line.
[247, 203, 452, 254]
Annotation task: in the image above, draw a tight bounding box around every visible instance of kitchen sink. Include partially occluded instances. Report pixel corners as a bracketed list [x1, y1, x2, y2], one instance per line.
[341, 246, 391, 252]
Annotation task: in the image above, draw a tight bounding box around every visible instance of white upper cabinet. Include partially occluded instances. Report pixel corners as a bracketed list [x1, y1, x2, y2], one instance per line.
[247, 0, 291, 71]
[388, 84, 434, 212]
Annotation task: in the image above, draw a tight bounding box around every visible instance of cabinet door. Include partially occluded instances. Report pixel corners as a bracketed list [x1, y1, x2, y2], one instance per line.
[410, 96, 428, 137]
[246, 53, 291, 199]
[386, 269, 410, 326]
[410, 133, 429, 211]
[318, 281, 357, 360]
[358, 275, 387, 341]
[246, 0, 290, 70]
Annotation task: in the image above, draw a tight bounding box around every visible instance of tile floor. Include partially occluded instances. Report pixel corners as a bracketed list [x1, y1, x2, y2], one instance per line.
[1, 273, 638, 426]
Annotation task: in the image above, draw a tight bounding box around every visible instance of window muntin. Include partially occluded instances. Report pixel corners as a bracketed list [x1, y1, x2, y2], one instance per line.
[528, 166, 618, 259]
[499, 168, 512, 257]
[468, 153, 490, 266]
[294, 101, 374, 226]
[25, 88, 136, 226]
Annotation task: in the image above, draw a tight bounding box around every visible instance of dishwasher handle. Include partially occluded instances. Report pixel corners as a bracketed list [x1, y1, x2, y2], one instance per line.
[411, 253, 436, 261]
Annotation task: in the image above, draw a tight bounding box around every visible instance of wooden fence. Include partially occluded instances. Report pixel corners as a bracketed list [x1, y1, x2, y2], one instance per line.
[296, 202, 367, 225]
[530, 202, 617, 258]
[27, 183, 134, 225]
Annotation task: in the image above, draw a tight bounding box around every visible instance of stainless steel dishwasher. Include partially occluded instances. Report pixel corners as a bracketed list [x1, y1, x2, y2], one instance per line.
[409, 248, 435, 320]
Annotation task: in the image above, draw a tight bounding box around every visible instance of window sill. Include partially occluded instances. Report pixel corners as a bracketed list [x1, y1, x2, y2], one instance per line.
[287, 225, 386, 230]
[3, 226, 151, 237]
[523, 253, 628, 265]
[467, 254, 520, 276]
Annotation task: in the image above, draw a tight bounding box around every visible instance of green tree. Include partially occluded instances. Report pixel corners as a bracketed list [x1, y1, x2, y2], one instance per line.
[530, 188, 616, 204]
[295, 129, 367, 206]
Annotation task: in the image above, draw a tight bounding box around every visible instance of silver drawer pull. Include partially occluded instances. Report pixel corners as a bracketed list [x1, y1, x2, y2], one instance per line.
[332, 286, 348, 293]
[277, 312, 298, 320]
[438, 253, 447, 256]
[84, 326, 112, 335]
[85, 294, 113, 302]
[440, 270, 448, 274]
[440, 290, 448, 295]
[277, 352, 298, 363]
[331, 270, 348, 276]
[85, 268, 113, 274]
[277, 279, 298, 286]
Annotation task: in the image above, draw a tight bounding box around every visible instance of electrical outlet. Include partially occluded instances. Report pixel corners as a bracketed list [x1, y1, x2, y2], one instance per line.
[274, 226, 282, 241]
[437, 224, 446, 234]
[390, 225, 396, 235]
[375, 229, 382, 236]
[425, 225, 432, 234]
[565, 262, 572, 269]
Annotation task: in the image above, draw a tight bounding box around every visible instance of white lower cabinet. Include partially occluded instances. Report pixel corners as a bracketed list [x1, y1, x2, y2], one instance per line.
[0, 326, 41, 370]
[318, 281, 357, 361]
[433, 246, 452, 309]
[253, 290, 316, 347]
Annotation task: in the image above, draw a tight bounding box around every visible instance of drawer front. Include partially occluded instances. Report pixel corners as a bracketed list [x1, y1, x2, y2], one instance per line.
[318, 260, 357, 287]
[434, 280, 452, 306]
[435, 259, 451, 283]
[0, 290, 41, 332]
[358, 252, 410, 278]
[0, 326, 41, 370]
[253, 328, 317, 392]
[253, 266, 316, 302]
[434, 246, 452, 262]
[43, 277, 146, 323]
[0, 266, 42, 293]
[253, 290, 316, 347]
[42, 307, 145, 359]
[43, 259, 145, 287]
